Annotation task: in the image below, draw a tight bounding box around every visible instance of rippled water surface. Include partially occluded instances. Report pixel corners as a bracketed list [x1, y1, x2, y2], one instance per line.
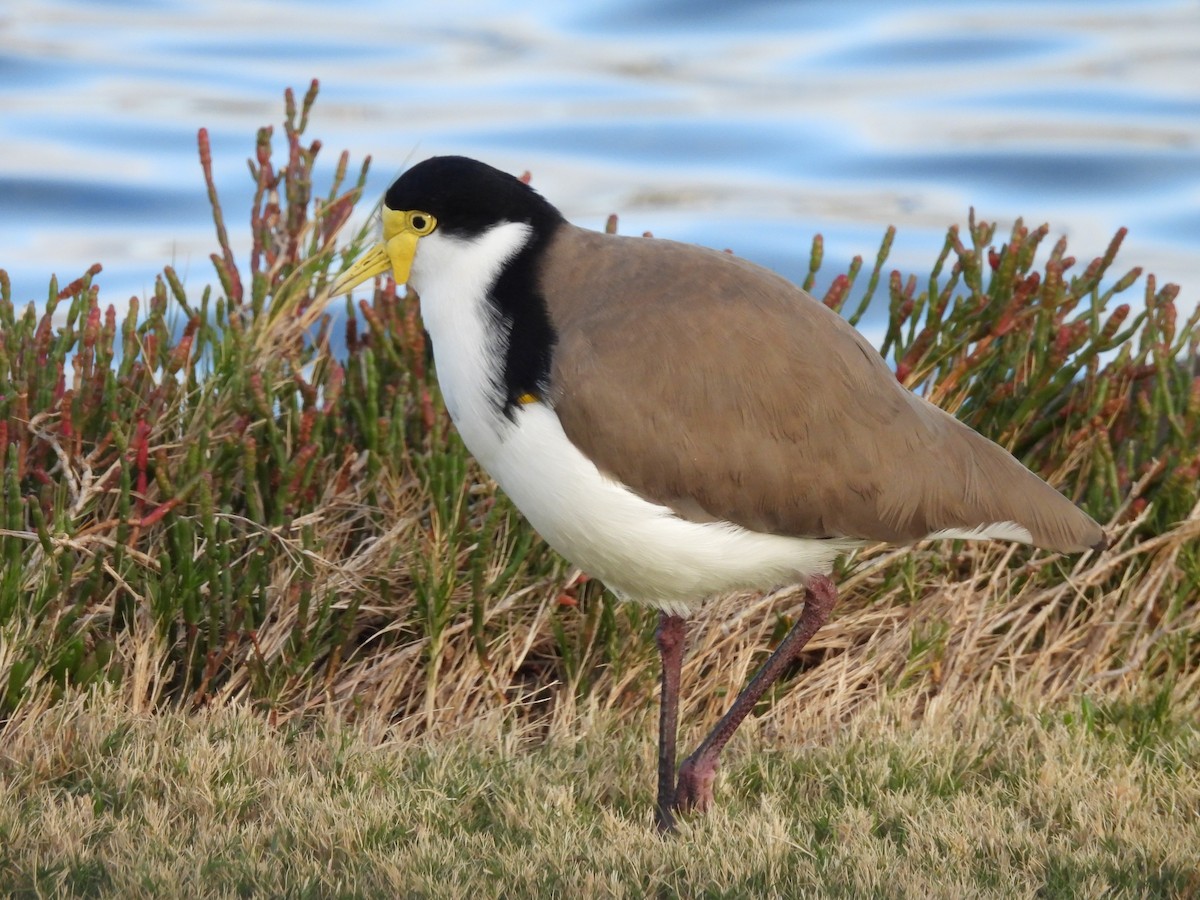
[2, 0, 1198, 326]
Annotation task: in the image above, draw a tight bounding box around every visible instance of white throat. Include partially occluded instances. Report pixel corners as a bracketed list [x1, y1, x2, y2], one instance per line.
[412, 221, 533, 458]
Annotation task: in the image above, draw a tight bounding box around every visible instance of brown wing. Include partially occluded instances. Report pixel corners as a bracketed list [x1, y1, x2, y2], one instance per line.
[540, 225, 1104, 553]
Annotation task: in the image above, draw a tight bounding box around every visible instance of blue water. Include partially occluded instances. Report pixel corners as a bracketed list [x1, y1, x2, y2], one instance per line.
[2, 0, 1198, 337]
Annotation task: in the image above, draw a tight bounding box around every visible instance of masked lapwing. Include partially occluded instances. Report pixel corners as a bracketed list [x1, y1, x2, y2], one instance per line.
[331, 156, 1106, 832]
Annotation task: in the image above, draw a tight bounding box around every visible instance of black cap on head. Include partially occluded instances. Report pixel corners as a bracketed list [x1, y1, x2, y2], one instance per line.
[384, 156, 564, 238]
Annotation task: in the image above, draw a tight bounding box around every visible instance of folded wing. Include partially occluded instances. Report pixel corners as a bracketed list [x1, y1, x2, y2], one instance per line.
[541, 226, 1105, 553]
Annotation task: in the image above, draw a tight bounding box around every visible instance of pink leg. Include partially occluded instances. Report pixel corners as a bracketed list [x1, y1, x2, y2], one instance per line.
[655, 613, 687, 833]
[674, 575, 839, 815]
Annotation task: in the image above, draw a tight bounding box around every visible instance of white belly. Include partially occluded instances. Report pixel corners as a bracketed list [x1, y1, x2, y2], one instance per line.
[460, 401, 859, 615]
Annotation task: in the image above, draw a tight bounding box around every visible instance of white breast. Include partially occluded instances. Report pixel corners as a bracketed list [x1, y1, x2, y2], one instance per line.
[412, 223, 861, 616]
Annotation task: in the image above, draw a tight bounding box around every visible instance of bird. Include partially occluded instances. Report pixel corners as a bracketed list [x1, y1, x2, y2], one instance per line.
[330, 155, 1106, 833]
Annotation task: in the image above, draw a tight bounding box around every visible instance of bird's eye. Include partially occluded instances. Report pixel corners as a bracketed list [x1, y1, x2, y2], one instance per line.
[407, 211, 436, 235]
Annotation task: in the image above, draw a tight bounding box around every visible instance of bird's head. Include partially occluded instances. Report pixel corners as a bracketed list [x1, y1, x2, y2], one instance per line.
[330, 155, 563, 297]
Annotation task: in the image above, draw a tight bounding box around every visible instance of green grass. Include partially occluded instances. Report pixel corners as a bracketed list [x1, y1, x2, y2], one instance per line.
[1, 81, 1199, 895]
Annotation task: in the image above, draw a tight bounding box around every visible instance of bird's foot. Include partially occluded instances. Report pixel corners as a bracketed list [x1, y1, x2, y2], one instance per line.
[655, 806, 677, 835]
[673, 752, 719, 815]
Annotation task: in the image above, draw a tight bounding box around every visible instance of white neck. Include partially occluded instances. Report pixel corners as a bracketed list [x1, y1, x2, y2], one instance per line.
[412, 222, 533, 466]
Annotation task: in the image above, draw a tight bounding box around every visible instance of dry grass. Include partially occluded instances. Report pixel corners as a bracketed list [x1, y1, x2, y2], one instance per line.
[1, 687, 1197, 898]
